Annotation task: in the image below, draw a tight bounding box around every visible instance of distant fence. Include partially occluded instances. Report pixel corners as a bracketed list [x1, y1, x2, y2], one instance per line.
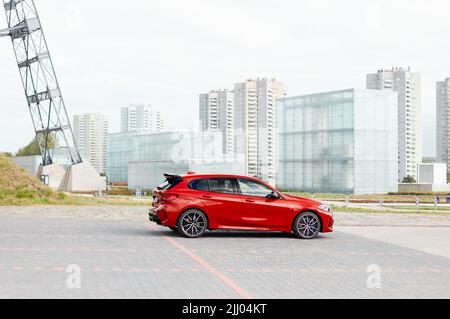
[284, 192, 450, 207]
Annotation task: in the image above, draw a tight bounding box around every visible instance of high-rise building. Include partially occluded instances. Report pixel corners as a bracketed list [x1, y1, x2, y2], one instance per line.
[367, 67, 422, 182]
[121, 105, 164, 133]
[234, 78, 286, 184]
[73, 113, 108, 174]
[199, 90, 235, 155]
[277, 89, 399, 195]
[436, 78, 450, 171]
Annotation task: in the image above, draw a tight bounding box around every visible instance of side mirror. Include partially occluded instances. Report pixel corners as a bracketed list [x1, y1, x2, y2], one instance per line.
[267, 191, 281, 199]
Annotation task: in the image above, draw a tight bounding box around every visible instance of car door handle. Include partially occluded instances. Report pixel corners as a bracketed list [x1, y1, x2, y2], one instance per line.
[202, 195, 213, 199]
[245, 198, 255, 203]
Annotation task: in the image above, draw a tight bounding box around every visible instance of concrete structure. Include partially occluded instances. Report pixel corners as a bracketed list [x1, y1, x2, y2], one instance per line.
[121, 105, 164, 133]
[12, 154, 105, 192]
[277, 89, 398, 195]
[37, 164, 66, 190]
[13, 152, 73, 176]
[12, 156, 43, 176]
[200, 90, 235, 155]
[418, 163, 447, 185]
[367, 67, 422, 182]
[400, 163, 450, 193]
[59, 162, 106, 192]
[436, 78, 450, 171]
[107, 131, 245, 189]
[234, 78, 286, 184]
[73, 113, 109, 174]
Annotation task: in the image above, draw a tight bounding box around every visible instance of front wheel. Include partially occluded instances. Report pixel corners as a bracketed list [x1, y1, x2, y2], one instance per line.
[177, 209, 208, 238]
[293, 212, 321, 239]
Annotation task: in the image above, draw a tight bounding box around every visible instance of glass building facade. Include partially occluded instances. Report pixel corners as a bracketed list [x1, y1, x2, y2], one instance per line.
[277, 89, 398, 195]
[107, 131, 245, 189]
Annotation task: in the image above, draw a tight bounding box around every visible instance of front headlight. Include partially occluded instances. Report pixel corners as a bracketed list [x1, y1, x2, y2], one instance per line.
[319, 204, 332, 214]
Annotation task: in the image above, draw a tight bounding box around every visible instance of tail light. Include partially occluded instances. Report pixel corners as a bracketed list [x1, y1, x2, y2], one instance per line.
[161, 193, 179, 202]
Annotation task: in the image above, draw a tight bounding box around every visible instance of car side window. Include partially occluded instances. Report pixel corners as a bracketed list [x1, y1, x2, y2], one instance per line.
[238, 179, 274, 198]
[208, 178, 236, 194]
[189, 179, 210, 192]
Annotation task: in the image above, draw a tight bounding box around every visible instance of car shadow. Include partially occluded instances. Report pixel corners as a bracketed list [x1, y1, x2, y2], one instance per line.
[109, 222, 330, 240]
[148, 227, 329, 240]
[200, 231, 332, 240]
[203, 230, 294, 239]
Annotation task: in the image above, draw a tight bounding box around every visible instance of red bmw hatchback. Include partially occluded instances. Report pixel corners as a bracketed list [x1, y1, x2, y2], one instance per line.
[149, 174, 334, 239]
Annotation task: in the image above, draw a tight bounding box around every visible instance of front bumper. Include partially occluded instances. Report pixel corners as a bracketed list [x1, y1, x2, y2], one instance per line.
[327, 217, 334, 232]
[317, 209, 334, 233]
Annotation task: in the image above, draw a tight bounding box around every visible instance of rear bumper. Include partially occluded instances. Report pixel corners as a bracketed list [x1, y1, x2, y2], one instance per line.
[149, 205, 171, 226]
[149, 210, 161, 225]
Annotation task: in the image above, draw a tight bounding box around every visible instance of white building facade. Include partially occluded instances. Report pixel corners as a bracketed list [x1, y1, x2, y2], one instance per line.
[234, 78, 285, 184]
[199, 90, 235, 155]
[436, 78, 450, 171]
[73, 113, 109, 174]
[107, 131, 245, 189]
[121, 105, 164, 133]
[367, 67, 422, 182]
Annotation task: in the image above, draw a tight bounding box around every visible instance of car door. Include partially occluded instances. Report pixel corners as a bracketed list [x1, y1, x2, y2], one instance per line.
[194, 178, 243, 229]
[237, 179, 288, 229]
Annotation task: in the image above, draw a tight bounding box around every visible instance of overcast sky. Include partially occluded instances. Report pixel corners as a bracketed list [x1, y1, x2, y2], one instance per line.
[1, 0, 449, 156]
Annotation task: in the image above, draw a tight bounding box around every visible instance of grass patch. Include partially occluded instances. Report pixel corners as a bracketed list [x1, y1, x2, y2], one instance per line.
[0, 154, 149, 207]
[0, 194, 150, 207]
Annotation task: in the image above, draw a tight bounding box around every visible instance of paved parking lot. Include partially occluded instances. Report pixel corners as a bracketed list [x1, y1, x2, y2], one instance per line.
[0, 206, 449, 299]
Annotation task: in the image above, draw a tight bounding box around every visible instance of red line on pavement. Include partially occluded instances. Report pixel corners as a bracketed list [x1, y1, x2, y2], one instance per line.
[149, 224, 253, 299]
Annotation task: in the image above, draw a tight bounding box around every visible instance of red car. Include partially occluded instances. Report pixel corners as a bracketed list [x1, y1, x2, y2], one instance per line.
[149, 173, 334, 239]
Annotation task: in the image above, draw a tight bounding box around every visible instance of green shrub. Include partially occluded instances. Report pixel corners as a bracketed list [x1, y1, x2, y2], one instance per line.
[57, 192, 67, 200]
[16, 188, 35, 199]
[42, 187, 54, 198]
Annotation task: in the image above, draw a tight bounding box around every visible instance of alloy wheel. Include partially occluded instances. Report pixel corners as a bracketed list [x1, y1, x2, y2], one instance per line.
[179, 210, 207, 238]
[295, 212, 320, 239]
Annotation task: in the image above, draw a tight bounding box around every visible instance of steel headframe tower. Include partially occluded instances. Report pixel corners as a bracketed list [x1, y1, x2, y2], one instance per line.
[0, 0, 82, 166]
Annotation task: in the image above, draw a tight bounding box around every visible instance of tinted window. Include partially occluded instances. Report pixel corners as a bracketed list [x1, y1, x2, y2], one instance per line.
[208, 178, 236, 194]
[190, 179, 210, 191]
[238, 179, 274, 198]
[158, 181, 172, 190]
[157, 175, 182, 190]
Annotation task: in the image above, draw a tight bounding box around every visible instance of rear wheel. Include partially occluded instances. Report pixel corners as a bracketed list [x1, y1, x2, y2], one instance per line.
[177, 209, 208, 238]
[293, 212, 321, 239]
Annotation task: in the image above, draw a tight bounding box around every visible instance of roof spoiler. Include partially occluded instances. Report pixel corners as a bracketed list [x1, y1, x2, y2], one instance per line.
[164, 174, 182, 182]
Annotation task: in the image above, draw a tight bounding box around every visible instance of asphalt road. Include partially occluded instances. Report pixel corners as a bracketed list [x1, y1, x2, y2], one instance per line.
[0, 206, 449, 299]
